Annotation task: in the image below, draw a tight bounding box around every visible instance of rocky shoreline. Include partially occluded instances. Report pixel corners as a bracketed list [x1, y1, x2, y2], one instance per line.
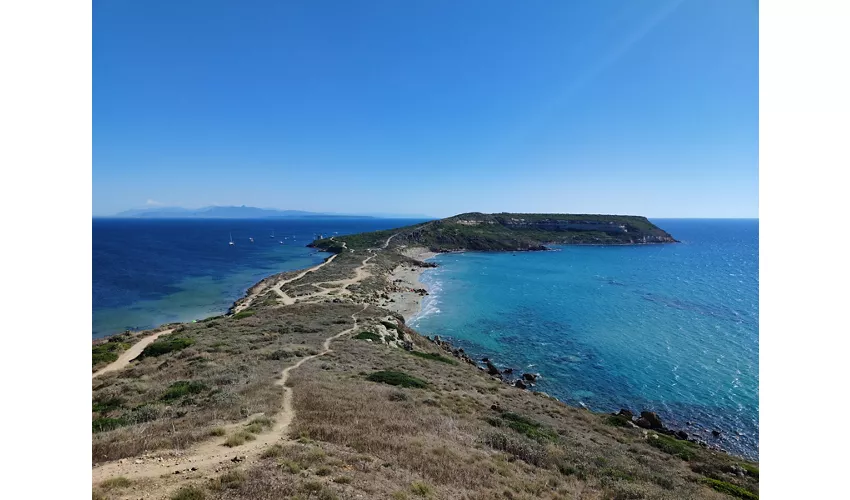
[421, 331, 739, 458]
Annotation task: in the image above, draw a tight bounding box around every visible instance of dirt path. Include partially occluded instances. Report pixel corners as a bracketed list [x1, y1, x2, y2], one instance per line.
[92, 305, 369, 494]
[92, 329, 173, 379]
[93, 235, 397, 495]
[232, 241, 346, 314]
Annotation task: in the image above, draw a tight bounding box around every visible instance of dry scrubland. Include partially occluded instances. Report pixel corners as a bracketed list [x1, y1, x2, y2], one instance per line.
[93, 223, 758, 500]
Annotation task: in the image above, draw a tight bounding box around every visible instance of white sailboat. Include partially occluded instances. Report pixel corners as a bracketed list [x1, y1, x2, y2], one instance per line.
[249, 237, 254, 243]
[229, 233, 235, 246]
[270, 230, 275, 238]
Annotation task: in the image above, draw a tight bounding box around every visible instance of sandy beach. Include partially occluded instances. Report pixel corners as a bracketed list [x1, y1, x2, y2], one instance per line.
[382, 246, 437, 320]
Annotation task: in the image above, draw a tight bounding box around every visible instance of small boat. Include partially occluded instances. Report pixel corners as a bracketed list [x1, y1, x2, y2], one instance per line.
[229, 233, 235, 246]
[280, 240, 285, 245]
[270, 230, 275, 238]
[249, 237, 254, 243]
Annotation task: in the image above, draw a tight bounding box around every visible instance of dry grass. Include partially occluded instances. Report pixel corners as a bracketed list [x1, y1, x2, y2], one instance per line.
[92, 244, 757, 499]
[91, 303, 367, 462]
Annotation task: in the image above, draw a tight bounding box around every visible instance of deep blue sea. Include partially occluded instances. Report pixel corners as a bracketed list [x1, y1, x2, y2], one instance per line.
[92, 218, 428, 339]
[411, 219, 758, 459]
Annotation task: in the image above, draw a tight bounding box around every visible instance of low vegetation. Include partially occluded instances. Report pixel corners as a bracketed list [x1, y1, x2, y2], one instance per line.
[366, 370, 428, 388]
[409, 350, 457, 364]
[139, 335, 195, 358]
[353, 330, 383, 342]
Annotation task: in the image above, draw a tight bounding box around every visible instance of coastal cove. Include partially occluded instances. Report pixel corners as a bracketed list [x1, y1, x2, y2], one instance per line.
[409, 219, 759, 459]
[92, 214, 759, 500]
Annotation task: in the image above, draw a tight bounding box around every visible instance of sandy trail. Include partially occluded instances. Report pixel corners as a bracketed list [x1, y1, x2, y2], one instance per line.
[233, 241, 346, 313]
[93, 235, 396, 495]
[92, 305, 368, 493]
[92, 329, 173, 379]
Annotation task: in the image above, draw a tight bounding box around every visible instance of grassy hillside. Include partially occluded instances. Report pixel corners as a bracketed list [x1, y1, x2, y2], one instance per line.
[311, 212, 677, 252]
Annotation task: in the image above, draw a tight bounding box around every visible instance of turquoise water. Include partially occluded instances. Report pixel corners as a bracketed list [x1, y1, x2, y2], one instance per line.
[411, 219, 758, 458]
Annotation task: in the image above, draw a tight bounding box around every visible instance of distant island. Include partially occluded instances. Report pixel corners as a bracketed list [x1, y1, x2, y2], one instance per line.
[93, 213, 758, 500]
[109, 205, 433, 219]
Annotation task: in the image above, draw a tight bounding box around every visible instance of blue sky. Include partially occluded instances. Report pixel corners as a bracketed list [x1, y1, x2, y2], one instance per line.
[93, 0, 758, 218]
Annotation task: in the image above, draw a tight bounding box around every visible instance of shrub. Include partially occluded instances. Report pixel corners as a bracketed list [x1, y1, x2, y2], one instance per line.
[366, 370, 428, 389]
[170, 486, 206, 500]
[410, 481, 433, 497]
[487, 412, 559, 442]
[606, 414, 633, 428]
[409, 351, 457, 365]
[315, 466, 332, 476]
[483, 431, 549, 467]
[701, 478, 759, 499]
[140, 336, 195, 358]
[353, 331, 383, 342]
[224, 430, 256, 447]
[333, 476, 352, 484]
[246, 416, 274, 434]
[209, 427, 226, 437]
[647, 433, 697, 461]
[92, 341, 130, 366]
[161, 381, 208, 401]
[93, 417, 128, 433]
[216, 470, 246, 489]
[741, 463, 759, 478]
[92, 397, 124, 413]
[99, 477, 131, 490]
[232, 310, 255, 320]
[261, 444, 284, 458]
[381, 321, 399, 330]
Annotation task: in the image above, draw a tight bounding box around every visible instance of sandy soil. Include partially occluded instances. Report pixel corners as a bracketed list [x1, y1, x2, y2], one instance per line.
[383, 247, 437, 321]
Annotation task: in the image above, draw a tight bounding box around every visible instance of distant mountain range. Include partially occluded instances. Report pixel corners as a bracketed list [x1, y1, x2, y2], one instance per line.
[110, 205, 432, 219]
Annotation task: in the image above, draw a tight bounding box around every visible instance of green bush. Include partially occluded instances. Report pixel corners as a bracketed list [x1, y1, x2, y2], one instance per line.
[353, 331, 383, 342]
[409, 351, 457, 365]
[161, 381, 208, 401]
[487, 412, 559, 442]
[701, 478, 758, 499]
[140, 336, 195, 358]
[232, 310, 255, 320]
[92, 341, 130, 366]
[381, 321, 399, 330]
[366, 370, 428, 389]
[92, 396, 124, 413]
[647, 433, 697, 461]
[741, 463, 759, 478]
[605, 414, 633, 427]
[171, 486, 206, 500]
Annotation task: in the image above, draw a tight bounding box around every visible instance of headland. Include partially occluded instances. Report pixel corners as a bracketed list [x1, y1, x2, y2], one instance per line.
[92, 213, 758, 500]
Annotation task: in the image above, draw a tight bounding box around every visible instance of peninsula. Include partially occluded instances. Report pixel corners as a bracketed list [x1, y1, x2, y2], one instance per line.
[92, 213, 757, 500]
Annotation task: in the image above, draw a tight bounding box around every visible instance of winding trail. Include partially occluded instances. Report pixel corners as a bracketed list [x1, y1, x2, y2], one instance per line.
[233, 241, 346, 313]
[92, 305, 369, 491]
[93, 234, 397, 495]
[92, 329, 173, 379]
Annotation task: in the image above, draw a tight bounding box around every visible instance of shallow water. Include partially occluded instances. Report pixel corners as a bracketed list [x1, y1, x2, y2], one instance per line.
[411, 219, 758, 459]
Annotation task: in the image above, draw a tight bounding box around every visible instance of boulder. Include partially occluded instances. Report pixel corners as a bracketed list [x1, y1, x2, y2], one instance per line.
[675, 430, 689, 440]
[712, 430, 722, 438]
[522, 373, 538, 382]
[514, 380, 527, 389]
[640, 411, 664, 430]
[502, 368, 514, 374]
[635, 417, 652, 429]
[485, 361, 501, 377]
[617, 409, 634, 420]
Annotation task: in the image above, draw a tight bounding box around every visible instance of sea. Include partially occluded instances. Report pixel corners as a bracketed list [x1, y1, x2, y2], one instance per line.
[92, 217, 428, 339]
[410, 219, 758, 459]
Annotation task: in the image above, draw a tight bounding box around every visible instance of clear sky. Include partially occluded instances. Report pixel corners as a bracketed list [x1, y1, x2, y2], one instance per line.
[93, 0, 758, 218]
